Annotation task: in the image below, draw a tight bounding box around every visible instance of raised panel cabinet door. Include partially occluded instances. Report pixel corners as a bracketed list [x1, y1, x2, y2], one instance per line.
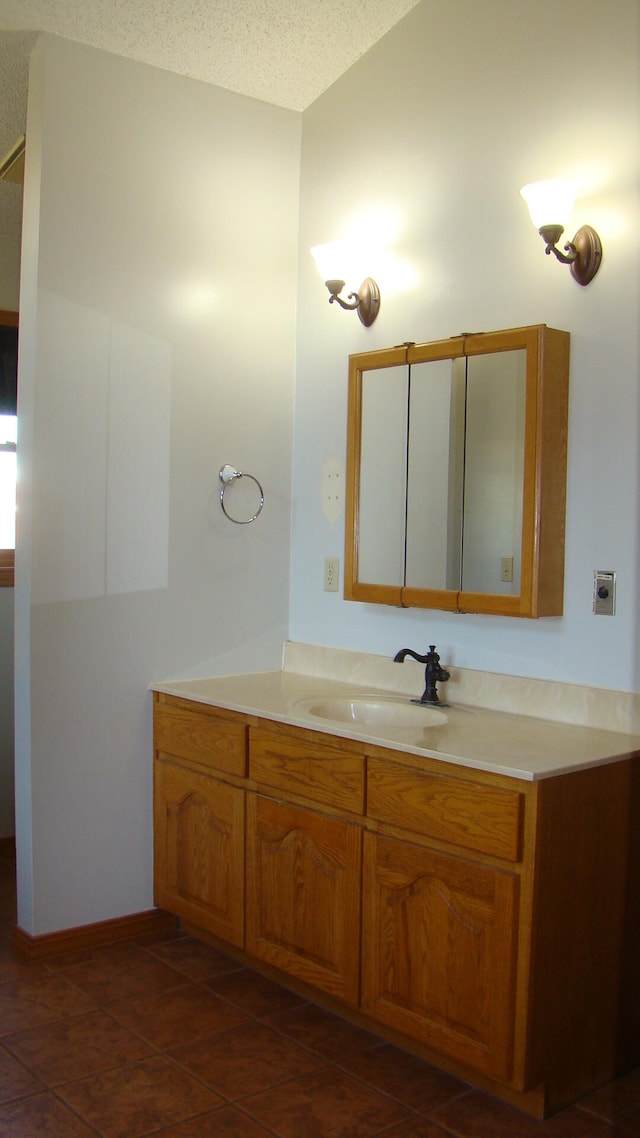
[154, 759, 245, 947]
[362, 832, 519, 1081]
[246, 793, 362, 1005]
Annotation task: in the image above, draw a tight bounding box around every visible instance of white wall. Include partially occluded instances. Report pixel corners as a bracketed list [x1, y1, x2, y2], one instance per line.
[292, 0, 640, 692]
[0, 225, 19, 840]
[0, 587, 14, 839]
[16, 35, 300, 934]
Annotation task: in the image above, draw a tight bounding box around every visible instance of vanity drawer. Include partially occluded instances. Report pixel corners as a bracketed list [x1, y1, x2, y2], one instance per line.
[154, 696, 247, 777]
[366, 757, 523, 861]
[249, 725, 365, 814]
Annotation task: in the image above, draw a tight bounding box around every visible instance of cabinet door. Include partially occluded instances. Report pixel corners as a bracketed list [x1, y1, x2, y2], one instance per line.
[362, 832, 518, 1080]
[246, 794, 361, 1005]
[154, 759, 244, 947]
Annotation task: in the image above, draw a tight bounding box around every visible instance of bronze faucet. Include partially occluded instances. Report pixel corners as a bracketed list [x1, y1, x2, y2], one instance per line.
[394, 644, 450, 705]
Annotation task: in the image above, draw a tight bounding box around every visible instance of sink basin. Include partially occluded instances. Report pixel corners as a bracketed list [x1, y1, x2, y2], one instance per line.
[302, 698, 447, 729]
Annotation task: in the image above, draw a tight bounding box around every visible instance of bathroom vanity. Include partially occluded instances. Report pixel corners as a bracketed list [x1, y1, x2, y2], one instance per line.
[152, 670, 640, 1118]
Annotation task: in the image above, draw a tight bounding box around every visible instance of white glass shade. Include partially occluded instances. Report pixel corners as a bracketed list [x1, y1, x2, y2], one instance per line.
[310, 243, 343, 282]
[310, 242, 369, 288]
[520, 180, 576, 230]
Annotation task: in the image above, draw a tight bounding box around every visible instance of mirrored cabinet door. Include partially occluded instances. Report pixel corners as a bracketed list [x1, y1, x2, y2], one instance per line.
[344, 325, 570, 618]
[358, 361, 407, 589]
[458, 348, 526, 596]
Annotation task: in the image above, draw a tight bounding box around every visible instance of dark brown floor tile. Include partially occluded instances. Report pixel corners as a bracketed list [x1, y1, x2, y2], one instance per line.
[242, 1065, 411, 1138]
[0, 1043, 44, 1102]
[269, 1002, 381, 1061]
[0, 947, 47, 982]
[3, 1008, 153, 1085]
[606, 1120, 640, 1137]
[143, 935, 243, 981]
[154, 1103, 282, 1136]
[379, 1118, 455, 1138]
[339, 1043, 469, 1113]
[0, 1091, 97, 1136]
[579, 1069, 640, 1123]
[110, 982, 247, 1049]
[57, 1053, 223, 1138]
[0, 970, 96, 1035]
[431, 1089, 613, 1137]
[46, 940, 185, 1005]
[204, 967, 306, 1018]
[133, 926, 185, 947]
[170, 1019, 325, 1099]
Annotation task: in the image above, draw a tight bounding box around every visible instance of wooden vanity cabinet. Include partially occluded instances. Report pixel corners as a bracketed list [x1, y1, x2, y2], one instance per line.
[246, 722, 364, 1004]
[246, 794, 362, 1004]
[154, 759, 245, 946]
[362, 757, 524, 1081]
[152, 693, 639, 1119]
[362, 832, 519, 1080]
[153, 694, 247, 947]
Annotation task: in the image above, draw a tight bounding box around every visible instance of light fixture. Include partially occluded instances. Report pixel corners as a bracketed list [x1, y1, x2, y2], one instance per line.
[520, 180, 602, 286]
[310, 244, 381, 326]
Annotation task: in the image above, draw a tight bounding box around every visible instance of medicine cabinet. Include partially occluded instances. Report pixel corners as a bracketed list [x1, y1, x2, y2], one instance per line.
[344, 324, 570, 617]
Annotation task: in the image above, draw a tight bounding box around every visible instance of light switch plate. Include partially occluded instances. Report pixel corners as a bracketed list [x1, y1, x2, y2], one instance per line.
[593, 570, 616, 616]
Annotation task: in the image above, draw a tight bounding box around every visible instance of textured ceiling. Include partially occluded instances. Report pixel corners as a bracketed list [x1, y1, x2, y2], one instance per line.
[0, 0, 421, 248]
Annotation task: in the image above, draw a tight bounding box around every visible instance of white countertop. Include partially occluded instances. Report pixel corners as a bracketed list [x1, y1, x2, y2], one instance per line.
[150, 670, 640, 781]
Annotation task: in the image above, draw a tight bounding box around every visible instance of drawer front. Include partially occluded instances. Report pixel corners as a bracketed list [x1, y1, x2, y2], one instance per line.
[154, 699, 247, 777]
[367, 757, 523, 861]
[249, 726, 365, 814]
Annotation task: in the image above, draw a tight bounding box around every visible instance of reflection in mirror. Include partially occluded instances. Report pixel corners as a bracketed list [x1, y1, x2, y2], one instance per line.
[462, 350, 525, 594]
[359, 350, 526, 595]
[405, 357, 463, 591]
[359, 364, 407, 586]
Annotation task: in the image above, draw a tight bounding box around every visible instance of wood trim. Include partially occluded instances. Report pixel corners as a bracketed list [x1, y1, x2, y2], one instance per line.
[344, 346, 409, 604]
[533, 327, 570, 616]
[0, 310, 18, 327]
[0, 549, 14, 588]
[11, 907, 177, 961]
[407, 336, 465, 363]
[400, 585, 459, 612]
[527, 761, 632, 1111]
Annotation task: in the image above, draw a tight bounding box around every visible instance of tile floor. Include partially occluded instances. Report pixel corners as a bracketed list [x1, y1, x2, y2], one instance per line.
[0, 840, 639, 1137]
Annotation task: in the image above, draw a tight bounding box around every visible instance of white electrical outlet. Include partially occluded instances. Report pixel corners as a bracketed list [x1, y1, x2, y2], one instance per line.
[324, 556, 340, 592]
[500, 556, 514, 583]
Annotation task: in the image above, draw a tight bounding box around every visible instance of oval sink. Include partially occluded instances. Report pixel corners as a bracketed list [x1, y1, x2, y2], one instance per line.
[303, 698, 447, 729]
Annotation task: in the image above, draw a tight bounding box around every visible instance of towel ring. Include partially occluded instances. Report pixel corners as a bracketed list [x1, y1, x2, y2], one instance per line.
[219, 464, 265, 524]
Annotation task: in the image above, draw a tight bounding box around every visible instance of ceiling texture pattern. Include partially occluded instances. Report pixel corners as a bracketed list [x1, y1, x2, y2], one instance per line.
[0, 0, 420, 250]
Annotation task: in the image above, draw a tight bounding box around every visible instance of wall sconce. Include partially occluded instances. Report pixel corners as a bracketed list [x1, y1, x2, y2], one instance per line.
[310, 244, 381, 326]
[520, 180, 602, 286]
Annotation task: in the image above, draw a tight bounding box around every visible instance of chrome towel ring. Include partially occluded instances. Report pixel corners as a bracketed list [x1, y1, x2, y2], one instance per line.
[218, 464, 265, 524]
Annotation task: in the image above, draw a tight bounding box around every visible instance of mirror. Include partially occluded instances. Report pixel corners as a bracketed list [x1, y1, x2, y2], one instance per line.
[345, 325, 569, 617]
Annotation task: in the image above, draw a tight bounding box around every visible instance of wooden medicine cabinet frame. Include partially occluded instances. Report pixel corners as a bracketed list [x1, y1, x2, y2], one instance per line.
[344, 324, 570, 618]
